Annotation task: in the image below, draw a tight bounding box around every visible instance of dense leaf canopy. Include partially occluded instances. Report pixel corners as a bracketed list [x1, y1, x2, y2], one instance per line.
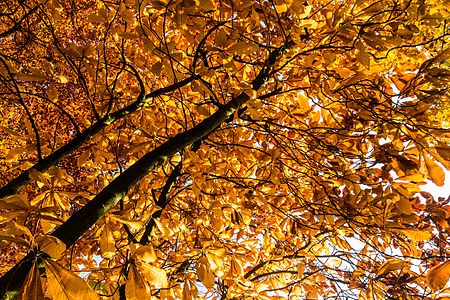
[1, 0, 450, 299]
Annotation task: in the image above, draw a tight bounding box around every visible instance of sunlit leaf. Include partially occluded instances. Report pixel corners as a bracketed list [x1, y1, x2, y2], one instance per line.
[36, 235, 66, 259]
[44, 259, 99, 300]
[20, 261, 44, 300]
[428, 261, 450, 292]
[125, 264, 150, 300]
[424, 155, 445, 186]
[138, 262, 168, 288]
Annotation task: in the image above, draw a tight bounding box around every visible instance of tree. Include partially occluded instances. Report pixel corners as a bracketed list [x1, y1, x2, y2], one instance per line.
[0, 0, 450, 298]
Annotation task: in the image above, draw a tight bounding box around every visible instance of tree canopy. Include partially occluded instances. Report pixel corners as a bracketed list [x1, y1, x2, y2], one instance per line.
[1, 0, 450, 299]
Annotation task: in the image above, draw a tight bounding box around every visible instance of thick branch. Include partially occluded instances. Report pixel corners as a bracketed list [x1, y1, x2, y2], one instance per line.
[0, 76, 195, 199]
[0, 6, 38, 39]
[0, 41, 293, 299]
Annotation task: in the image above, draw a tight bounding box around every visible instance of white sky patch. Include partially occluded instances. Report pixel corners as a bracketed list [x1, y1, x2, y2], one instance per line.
[420, 166, 450, 198]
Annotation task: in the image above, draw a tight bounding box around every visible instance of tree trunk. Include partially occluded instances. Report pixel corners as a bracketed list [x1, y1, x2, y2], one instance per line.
[0, 41, 293, 300]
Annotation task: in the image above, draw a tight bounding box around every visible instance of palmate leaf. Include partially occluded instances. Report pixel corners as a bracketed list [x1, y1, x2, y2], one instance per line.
[43, 259, 99, 300]
[1, 0, 450, 299]
[19, 261, 44, 300]
[125, 264, 150, 300]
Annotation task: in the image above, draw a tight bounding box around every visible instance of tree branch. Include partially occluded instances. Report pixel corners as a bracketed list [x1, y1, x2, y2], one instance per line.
[0, 75, 196, 199]
[0, 41, 293, 299]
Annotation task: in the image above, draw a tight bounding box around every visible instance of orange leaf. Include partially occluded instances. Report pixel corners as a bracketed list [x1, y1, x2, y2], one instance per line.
[427, 261, 450, 292]
[20, 261, 44, 300]
[424, 155, 445, 186]
[125, 264, 150, 300]
[36, 235, 66, 259]
[138, 262, 168, 288]
[44, 259, 99, 300]
[376, 259, 404, 277]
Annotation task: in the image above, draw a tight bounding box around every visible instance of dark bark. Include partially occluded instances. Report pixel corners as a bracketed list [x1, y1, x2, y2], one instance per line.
[0, 76, 195, 199]
[0, 6, 38, 39]
[0, 41, 293, 299]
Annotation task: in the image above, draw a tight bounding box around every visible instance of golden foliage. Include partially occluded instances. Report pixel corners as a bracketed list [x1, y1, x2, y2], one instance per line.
[0, 0, 449, 299]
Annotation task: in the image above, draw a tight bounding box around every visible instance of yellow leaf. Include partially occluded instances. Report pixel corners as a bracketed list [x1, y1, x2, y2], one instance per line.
[275, 4, 288, 13]
[424, 155, 445, 186]
[392, 228, 432, 241]
[138, 261, 168, 288]
[196, 257, 215, 288]
[0, 194, 29, 209]
[56, 75, 69, 83]
[20, 260, 44, 300]
[395, 198, 413, 215]
[298, 19, 318, 29]
[396, 173, 426, 182]
[230, 256, 243, 276]
[427, 261, 450, 292]
[100, 225, 115, 258]
[356, 41, 370, 69]
[152, 219, 172, 238]
[205, 248, 225, 274]
[44, 259, 99, 300]
[376, 259, 404, 277]
[125, 264, 150, 300]
[110, 215, 143, 231]
[135, 245, 157, 263]
[3, 220, 32, 239]
[36, 235, 66, 259]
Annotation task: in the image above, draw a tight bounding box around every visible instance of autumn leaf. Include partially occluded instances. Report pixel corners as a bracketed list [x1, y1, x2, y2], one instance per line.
[20, 261, 44, 300]
[229, 256, 244, 277]
[125, 264, 150, 300]
[196, 256, 215, 288]
[135, 245, 157, 263]
[1, 0, 450, 299]
[99, 224, 115, 259]
[392, 228, 432, 242]
[36, 235, 66, 259]
[376, 259, 404, 277]
[138, 262, 168, 288]
[44, 259, 99, 300]
[424, 155, 445, 186]
[427, 261, 450, 292]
